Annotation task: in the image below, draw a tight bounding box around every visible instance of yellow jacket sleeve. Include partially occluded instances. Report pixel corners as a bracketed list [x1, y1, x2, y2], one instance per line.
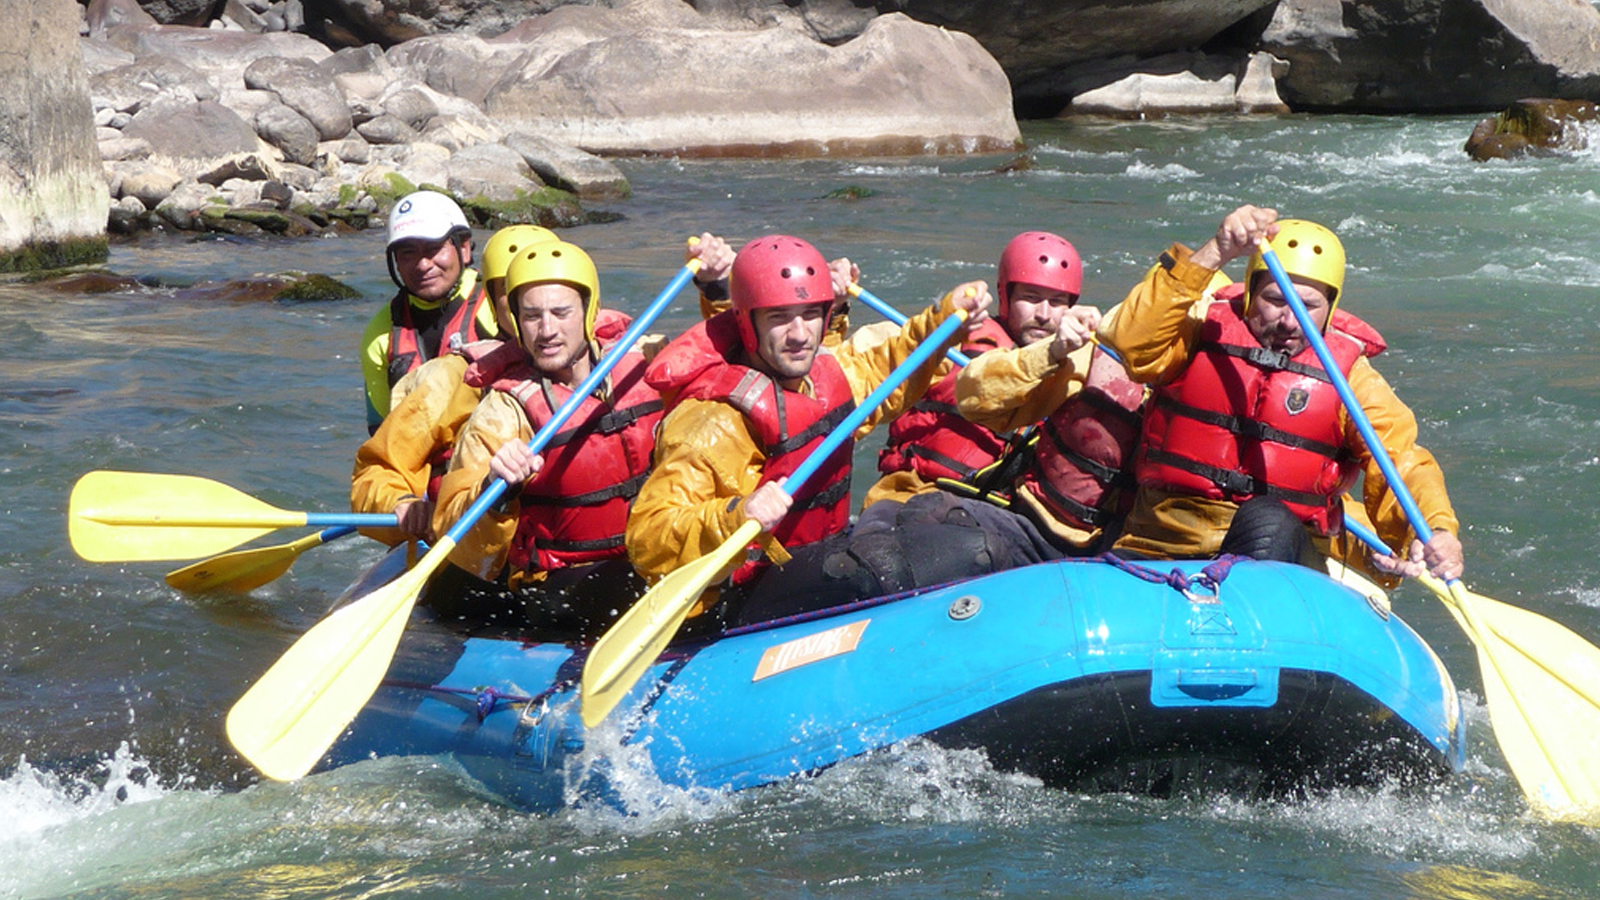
[1098, 244, 1231, 386]
[625, 398, 765, 581]
[831, 291, 964, 436]
[432, 391, 531, 580]
[955, 338, 1094, 433]
[360, 305, 393, 433]
[350, 355, 479, 546]
[1345, 358, 1459, 549]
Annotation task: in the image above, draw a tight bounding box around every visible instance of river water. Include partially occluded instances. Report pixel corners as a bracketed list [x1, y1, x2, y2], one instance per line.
[4, 115, 1600, 898]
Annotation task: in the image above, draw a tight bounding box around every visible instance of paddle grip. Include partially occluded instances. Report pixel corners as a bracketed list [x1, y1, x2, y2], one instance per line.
[442, 261, 701, 545]
[305, 514, 400, 528]
[783, 308, 969, 494]
[1260, 242, 1441, 553]
[850, 284, 973, 368]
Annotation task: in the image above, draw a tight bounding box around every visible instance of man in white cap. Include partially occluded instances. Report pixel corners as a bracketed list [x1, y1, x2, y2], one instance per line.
[359, 190, 499, 433]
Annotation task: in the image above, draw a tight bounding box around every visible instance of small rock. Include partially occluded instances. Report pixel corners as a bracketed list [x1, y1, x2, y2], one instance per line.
[261, 179, 295, 207]
[505, 132, 631, 200]
[1465, 98, 1600, 161]
[382, 87, 439, 130]
[156, 181, 223, 231]
[255, 101, 319, 166]
[357, 114, 419, 145]
[99, 136, 153, 161]
[116, 161, 184, 205]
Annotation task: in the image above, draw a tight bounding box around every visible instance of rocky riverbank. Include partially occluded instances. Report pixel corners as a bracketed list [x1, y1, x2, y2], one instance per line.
[81, 0, 1019, 238]
[7, 0, 1597, 264]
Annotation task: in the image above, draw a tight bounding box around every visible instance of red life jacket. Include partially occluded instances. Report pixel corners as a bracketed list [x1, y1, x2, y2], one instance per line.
[646, 311, 857, 582]
[1135, 286, 1386, 534]
[386, 279, 490, 388]
[1020, 346, 1146, 532]
[476, 323, 661, 573]
[877, 318, 1015, 482]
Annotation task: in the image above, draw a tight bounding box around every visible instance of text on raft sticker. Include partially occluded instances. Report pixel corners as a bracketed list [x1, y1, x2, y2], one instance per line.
[752, 620, 870, 682]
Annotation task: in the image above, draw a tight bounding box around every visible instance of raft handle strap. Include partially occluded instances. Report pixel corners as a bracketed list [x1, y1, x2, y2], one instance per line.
[1094, 552, 1246, 601]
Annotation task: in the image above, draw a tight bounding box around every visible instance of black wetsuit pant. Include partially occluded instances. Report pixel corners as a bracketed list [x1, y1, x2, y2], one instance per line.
[722, 491, 1065, 628]
[423, 558, 647, 641]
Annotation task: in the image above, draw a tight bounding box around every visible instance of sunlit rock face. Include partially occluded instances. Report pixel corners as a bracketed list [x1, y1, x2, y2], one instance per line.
[0, 0, 110, 270]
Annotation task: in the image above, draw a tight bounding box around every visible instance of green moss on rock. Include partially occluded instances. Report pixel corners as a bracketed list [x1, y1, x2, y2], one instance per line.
[0, 236, 110, 274]
[273, 273, 363, 302]
[819, 185, 878, 200]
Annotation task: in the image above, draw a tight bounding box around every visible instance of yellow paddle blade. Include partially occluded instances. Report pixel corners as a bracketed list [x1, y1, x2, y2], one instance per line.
[70, 471, 306, 562]
[1418, 573, 1600, 824]
[165, 530, 326, 594]
[581, 519, 762, 728]
[226, 537, 451, 780]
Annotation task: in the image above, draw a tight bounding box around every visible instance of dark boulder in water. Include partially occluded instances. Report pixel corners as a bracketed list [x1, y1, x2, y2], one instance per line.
[1465, 98, 1600, 161]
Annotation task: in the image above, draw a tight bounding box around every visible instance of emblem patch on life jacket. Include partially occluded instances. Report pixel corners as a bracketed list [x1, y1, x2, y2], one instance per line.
[1284, 386, 1311, 415]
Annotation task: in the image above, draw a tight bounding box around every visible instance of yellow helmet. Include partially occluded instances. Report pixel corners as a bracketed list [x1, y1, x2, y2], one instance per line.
[1245, 219, 1346, 316]
[505, 240, 601, 344]
[480, 225, 558, 285]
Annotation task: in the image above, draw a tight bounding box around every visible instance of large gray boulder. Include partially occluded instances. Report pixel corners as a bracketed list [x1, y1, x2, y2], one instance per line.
[0, 0, 109, 269]
[102, 24, 332, 93]
[1263, 0, 1600, 110]
[254, 100, 321, 165]
[505, 132, 630, 199]
[89, 55, 220, 113]
[482, 11, 1019, 155]
[309, 0, 592, 46]
[861, 0, 1276, 108]
[243, 55, 353, 139]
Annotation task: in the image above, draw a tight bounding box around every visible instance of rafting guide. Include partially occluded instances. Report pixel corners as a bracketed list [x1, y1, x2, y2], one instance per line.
[359, 191, 500, 434]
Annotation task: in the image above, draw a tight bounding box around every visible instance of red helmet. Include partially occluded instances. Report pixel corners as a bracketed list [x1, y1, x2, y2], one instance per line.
[729, 235, 835, 353]
[996, 232, 1082, 319]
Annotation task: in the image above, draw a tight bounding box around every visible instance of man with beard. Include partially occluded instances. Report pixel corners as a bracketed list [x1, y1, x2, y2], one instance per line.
[1103, 204, 1464, 582]
[429, 240, 664, 637]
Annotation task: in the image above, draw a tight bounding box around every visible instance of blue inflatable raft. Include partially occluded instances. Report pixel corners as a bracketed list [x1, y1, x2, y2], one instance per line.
[318, 556, 1464, 810]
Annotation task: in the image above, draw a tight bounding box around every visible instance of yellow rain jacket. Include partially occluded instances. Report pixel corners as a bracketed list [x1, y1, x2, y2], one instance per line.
[350, 353, 483, 546]
[949, 334, 1099, 545]
[626, 295, 963, 590]
[1100, 243, 1458, 569]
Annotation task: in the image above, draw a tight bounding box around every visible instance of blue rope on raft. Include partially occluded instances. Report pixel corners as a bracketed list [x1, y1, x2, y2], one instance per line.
[380, 679, 575, 722]
[1094, 552, 1247, 597]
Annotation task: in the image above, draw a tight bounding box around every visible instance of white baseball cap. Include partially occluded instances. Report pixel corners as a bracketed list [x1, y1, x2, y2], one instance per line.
[387, 190, 470, 248]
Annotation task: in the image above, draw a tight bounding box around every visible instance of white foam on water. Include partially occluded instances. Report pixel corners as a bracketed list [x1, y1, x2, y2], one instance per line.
[562, 710, 739, 836]
[842, 164, 941, 178]
[0, 743, 198, 899]
[1123, 160, 1199, 181]
[0, 743, 175, 845]
[785, 737, 1060, 826]
[1193, 690, 1545, 864]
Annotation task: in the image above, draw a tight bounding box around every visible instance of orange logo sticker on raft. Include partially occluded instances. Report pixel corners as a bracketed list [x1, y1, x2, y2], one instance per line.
[752, 620, 869, 682]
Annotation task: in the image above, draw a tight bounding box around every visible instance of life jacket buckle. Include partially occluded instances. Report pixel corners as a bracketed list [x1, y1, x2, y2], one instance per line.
[1243, 345, 1293, 371]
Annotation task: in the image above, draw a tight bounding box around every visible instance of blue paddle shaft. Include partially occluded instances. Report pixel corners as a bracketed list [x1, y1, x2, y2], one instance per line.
[315, 524, 361, 541]
[1342, 515, 1390, 557]
[784, 307, 969, 493]
[1260, 244, 1435, 546]
[852, 285, 973, 368]
[443, 262, 700, 545]
[305, 514, 399, 528]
